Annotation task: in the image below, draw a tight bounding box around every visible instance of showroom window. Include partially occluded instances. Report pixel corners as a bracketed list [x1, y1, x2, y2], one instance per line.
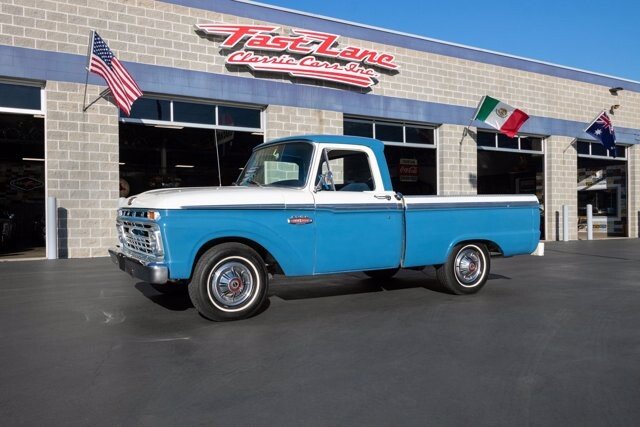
[344, 116, 437, 195]
[0, 81, 45, 114]
[119, 96, 264, 197]
[476, 130, 546, 239]
[577, 140, 629, 238]
[0, 80, 46, 260]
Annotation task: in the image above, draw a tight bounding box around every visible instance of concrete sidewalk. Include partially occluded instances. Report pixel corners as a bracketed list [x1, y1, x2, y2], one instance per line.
[1, 240, 639, 426]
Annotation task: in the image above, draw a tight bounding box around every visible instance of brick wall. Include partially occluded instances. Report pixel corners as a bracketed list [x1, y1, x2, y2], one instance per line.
[265, 105, 341, 140]
[46, 82, 119, 257]
[2, 0, 639, 130]
[629, 145, 640, 238]
[438, 125, 477, 195]
[546, 136, 578, 241]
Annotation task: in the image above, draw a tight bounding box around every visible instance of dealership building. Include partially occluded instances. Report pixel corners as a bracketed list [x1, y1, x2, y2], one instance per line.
[1, 0, 639, 259]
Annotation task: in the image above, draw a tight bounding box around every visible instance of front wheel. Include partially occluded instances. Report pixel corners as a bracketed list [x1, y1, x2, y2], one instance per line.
[436, 243, 490, 295]
[188, 243, 268, 321]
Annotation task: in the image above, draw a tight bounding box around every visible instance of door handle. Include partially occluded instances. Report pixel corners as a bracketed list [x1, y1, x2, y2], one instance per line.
[374, 194, 392, 201]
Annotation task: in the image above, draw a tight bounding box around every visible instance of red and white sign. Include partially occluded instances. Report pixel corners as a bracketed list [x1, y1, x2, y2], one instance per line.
[195, 24, 399, 88]
[399, 158, 419, 182]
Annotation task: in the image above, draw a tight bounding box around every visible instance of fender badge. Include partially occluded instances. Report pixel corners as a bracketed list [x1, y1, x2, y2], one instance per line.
[288, 216, 313, 225]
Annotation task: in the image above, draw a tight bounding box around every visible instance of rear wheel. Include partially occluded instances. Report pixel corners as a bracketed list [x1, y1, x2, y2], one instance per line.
[436, 243, 490, 295]
[364, 268, 400, 280]
[188, 243, 268, 321]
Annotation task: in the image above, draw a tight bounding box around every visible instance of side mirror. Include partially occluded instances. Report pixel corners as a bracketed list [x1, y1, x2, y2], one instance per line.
[314, 171, 334, 192]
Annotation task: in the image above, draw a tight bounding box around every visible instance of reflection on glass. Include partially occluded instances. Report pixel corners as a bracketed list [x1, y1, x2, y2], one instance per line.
[236, 142, 313, 187]
[128, 98, 170, 121]
[218, 106, 261, 129]
[0, 83, 41, 110]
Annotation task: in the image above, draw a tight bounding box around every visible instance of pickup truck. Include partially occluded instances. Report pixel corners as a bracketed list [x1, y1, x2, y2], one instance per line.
[109, 135, 540, 321]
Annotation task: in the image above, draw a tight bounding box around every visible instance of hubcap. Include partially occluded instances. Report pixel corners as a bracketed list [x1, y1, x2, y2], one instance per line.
[454, 247, 483, 287]
[210, 260, 254, 307]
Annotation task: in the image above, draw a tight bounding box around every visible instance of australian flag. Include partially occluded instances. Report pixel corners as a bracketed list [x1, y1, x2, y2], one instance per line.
[585, 111, 617, 158]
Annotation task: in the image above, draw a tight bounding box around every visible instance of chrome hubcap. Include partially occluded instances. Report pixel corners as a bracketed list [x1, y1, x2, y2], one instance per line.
[454, 247, 483, 286]
[210, 261, 254, 307]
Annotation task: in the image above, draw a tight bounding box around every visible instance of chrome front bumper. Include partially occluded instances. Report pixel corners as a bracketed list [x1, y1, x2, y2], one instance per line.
[108, 247, 168, 284]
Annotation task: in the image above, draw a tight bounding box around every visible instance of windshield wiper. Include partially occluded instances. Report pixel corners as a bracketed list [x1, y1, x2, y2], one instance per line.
[247, 179, 263, 187]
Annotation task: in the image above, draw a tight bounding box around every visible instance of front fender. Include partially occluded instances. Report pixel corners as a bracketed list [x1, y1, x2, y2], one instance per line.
[159, 209, 315, 280]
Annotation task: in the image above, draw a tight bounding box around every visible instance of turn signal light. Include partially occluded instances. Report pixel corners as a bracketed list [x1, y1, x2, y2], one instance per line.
[147, 210, 161, 221]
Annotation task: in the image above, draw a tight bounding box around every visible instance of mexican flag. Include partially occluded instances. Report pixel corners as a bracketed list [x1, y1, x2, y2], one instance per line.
[473, 96, 529, 138]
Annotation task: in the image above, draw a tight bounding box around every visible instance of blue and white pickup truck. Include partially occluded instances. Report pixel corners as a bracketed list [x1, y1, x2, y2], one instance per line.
[110, 135, 540, 321]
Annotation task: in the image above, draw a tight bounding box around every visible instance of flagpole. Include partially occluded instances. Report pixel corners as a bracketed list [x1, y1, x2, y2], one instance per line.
[456, 95, 485, 193]
[82, 29, 95, 112]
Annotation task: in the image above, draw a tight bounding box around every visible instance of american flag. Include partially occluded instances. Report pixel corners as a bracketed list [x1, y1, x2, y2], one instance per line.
[585, 111, 617, 158]
[88, 31, 142, 116]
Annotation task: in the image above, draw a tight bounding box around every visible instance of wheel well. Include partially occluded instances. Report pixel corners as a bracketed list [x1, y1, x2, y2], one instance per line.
[456, 239, 503, 257]
[191, 237, 283, 278]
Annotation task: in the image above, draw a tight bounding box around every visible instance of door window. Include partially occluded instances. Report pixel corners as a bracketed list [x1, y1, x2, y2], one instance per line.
[317, 149, 375, 192]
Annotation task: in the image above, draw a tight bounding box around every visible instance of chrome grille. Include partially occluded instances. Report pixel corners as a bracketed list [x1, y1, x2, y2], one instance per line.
[117, 220, 163, 260]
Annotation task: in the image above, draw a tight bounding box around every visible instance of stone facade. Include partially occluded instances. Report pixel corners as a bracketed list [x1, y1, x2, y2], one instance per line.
[45, 82, 119, 257]
[546, 136, 579, 241]
[265, 106, 342, 141]
[438, 125, 477, 195]
[1, 0, 639, 257]
[630, 146, 640, 238]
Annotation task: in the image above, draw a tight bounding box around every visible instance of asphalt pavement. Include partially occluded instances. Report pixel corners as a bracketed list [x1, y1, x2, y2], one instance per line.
[1, 240, 640, 426]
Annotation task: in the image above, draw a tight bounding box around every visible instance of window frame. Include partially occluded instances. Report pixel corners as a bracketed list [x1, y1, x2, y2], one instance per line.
[0, 79, 46, 116]
[344, 115, 438, 150]
[576, 140, 628, 161]
[476, 130, 545, 155]
[120, 94, 264, 133]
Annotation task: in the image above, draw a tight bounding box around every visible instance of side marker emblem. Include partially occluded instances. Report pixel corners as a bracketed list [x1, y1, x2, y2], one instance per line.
[288, 216, 313, 225]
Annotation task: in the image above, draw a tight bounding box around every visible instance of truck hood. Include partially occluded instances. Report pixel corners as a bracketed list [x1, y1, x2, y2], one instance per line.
[122, 186, 308, 210]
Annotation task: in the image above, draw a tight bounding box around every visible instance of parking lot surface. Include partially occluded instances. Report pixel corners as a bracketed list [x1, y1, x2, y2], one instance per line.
[1, 240, 640, 426]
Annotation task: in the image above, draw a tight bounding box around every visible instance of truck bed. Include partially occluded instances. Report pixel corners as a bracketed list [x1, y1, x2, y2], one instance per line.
[402, 194, 540, 267]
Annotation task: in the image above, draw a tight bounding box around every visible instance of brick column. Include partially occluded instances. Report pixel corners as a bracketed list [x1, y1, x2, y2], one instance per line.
[46, 82, 119, 258]
[438, 124, 477, 195]
[264, 105, 342, 140]
[546, 136, 577, 241]
[628, 144, 640, 238]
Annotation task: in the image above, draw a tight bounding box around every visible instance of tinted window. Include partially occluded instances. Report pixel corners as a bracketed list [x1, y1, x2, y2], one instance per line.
[591, 143, 607, 157]
[476, 131, 495, 147]
[173, 101, 216, 125]
[0, 83, 41, 110]
[497, 133, 518, 149]
[405, 126, 434, 145]
[218, 106, 261, 129]
[128, 98, 170, 120]
[520, 137, 542, 151]
[344, 120, 373, 138]
[375, 123, 403, 142]
[615, 145, 626, 158]
[576, 141, 590, 155]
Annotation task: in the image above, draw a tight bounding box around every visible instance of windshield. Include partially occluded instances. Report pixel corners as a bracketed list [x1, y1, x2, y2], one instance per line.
[236, 142, 314, 188]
